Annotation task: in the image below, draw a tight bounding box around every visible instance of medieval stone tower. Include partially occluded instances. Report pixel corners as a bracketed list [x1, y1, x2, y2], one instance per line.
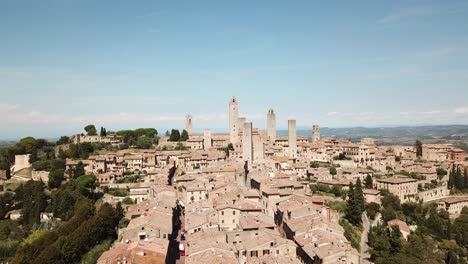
[312, 125, 320, 143]
[242, 122, 253, 163]
[266, 109, 276, 141]
[288, 119, 297, 159]
[185, 115, 193, 136]
[229, 96, 239, 144]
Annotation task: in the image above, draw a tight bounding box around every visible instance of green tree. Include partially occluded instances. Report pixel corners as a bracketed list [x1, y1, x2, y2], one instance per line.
[454, 167, 464, 190]
[224, 143, 234, 157]
[345, 182, 362, 226]
[0, 193, 14, 220]
[165, 130, 170, 137]
[364, 174, 373, 189]
[75, 175, 97, 190]
[310, 161, 320, 168]
[134, 128, 157, 138]
[99, 127, 107, 137]
[48, 169, 65, 189]
[29, 149, 39, 164]
[68, 161, 85, 179]
[84, 125, 97, 136]
[16, 181, 48, 227]
[122, 197, 134, 205]
[423, 207, 450, 240]
[135, 137, 153, 149]
[453, 207, 468, 247]
[448, 167, 454, 190]
[464, 168, 468, 189]
[50, 189, 77, 220]
[56, 136, 70, 145]
[26, 203, 122, 264]
[329, 166, 337, 176]
[436, 167, 447, 178]
[381, 191, 401, 211]
[355, 178, 365, 212]
[366, 202, 381, 220]
[169, 129, 181, 141]
[331, 185, 343, 197]
[180, 129, 189, 141]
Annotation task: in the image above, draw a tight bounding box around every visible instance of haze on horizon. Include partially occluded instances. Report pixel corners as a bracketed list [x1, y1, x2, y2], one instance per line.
[1, 0, 468, 139]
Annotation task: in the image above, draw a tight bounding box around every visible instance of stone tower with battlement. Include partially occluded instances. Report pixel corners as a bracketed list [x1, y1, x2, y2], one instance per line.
[229, 97, 239, 144]
[185, 115, 193, 136]
[312, 125, 320, 143]
[267, 109, 276, 141]
[203, 129, 212, 150]
[288, 119, 297, 159]
[238, 117, 246, 142]
[243, 122, 253, 163]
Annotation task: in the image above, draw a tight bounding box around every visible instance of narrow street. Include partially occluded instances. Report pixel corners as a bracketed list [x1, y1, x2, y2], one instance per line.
[167, 191, 185, 264]
[360, 213, 381, 264]
[360, 212, 371, 264]
[175, 205, 186, 264]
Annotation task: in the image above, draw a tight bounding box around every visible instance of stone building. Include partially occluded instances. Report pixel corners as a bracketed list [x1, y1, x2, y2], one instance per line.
[312, 125, 320, 143]
[229, 96, 239, 144]
[267, 109, 276, 141]
[185, 114, 193, 136]
[243, 122, 253, 164]
[203, 129, 212, 150]
[375, 176, 418, 201]
[438, 197, 468, 216]
[288, 120, 297, 160]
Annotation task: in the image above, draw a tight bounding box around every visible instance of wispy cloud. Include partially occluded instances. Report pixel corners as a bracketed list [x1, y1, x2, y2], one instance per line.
[148, 28, 161, 34]
[0, 103, 19, 112]
[455, 107, 468, 114]
[378, 6, 437, 24]
[136, 11, 162, 19]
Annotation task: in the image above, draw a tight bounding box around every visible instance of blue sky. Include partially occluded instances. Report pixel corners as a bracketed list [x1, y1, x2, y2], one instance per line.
[1, 0, 468, 139]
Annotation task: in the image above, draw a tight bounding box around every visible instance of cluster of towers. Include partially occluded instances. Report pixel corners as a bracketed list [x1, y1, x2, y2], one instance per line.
[228, 96, 320, 164]
[184, 96, 321, 164]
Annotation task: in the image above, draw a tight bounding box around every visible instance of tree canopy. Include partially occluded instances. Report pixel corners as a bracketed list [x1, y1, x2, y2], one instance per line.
[84, 125, 97, 136]
[169, 129, 181, 141]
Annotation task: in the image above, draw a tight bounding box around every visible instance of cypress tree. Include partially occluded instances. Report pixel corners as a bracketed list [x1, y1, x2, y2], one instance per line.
[448, 169, 454, 190]
[345, 182, 362, 226]
[364, 174, 373, 189]
[455, 167, 464, 190]
[181, 129, 189, 141]
[355, 178, 365, 212]
[169, 129, 181, 142]
[465, 168, 468, 189]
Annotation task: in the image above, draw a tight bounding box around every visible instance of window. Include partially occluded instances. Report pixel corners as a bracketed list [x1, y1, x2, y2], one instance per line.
[250, 251, 258, 258]
[222, 220, 225, 224]
[233, 211, 236, 215]
[232, 219, 235, 223]
[263, 249, 270, 255]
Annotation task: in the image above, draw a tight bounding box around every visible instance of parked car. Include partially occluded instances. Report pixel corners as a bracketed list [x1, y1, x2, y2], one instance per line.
[179, 244, 185, 256]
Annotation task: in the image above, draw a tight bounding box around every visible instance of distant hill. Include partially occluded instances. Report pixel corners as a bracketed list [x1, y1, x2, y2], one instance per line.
[278, 125, 468, 145]
[0, 140, 17, 149]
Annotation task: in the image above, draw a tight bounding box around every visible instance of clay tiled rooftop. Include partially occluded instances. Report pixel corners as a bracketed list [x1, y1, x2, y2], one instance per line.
[376, 177, 417, 184]
[439, 196, 468, 204]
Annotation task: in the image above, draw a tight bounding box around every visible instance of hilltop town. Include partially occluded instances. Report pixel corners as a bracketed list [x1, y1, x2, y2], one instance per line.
[1, 96, 468, 264]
